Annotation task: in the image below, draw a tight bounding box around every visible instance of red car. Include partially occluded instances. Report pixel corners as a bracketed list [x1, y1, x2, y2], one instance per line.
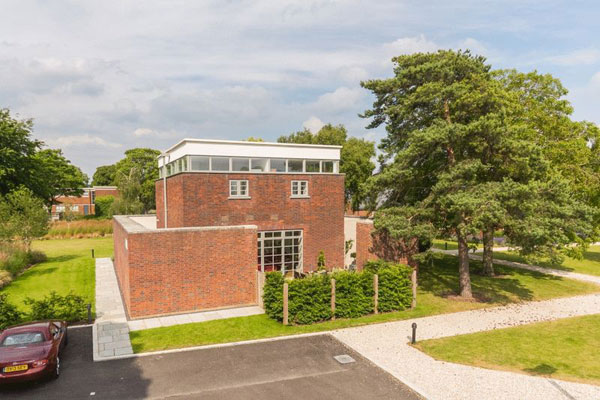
[0, 321, 68, 383]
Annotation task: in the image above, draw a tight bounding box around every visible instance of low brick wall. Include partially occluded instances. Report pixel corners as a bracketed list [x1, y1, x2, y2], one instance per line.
[113, 216, 258, 319]
[355, 219, 408, 270]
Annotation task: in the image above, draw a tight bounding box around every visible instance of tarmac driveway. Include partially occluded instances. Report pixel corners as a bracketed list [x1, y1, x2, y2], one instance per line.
[0, 327, 420, 399]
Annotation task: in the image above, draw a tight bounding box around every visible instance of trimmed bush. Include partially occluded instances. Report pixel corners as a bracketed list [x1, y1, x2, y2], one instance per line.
[263, 272, 284, 321]
[287, 273, 331, 324]
[263, 262, 413, 325]
[0, 294, 23, 330]
[332, 270, 374, 318]
[24, 291, 88, 322]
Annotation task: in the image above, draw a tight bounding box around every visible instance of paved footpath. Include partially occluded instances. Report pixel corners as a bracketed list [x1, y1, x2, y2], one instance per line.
[332, 260, 600, 400]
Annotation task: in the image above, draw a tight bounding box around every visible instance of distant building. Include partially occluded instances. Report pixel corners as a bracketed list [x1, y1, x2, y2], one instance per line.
[51, 186, 118, 220]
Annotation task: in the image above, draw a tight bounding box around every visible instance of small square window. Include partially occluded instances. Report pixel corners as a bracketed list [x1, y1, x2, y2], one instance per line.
[229, 180, 249, 197]
[291, 181, 308, 197]
[322, 161, 334, 173]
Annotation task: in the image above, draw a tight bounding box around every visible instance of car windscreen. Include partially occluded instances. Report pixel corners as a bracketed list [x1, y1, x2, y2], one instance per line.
[1, 332, 46, 346]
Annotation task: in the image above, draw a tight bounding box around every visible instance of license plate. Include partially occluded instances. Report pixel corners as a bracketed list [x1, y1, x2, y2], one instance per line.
[3, 364, 28, 373]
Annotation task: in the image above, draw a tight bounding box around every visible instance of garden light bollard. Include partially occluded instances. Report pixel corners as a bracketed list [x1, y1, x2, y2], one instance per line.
[87, 303, 92, 324]
[411, 322, 417, 344]
[331, 278, 336, 320]
[91, 249, 95, 258]
[373, 274, 379, 314]
[283, 282, 289, 326]
[444, 242, 448, 250]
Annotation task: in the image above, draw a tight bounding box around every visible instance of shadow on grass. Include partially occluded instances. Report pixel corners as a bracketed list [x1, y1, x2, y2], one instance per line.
[46, 254, 79, 263]
[420, 254, 541, 304]
[524, 363, 558, 376]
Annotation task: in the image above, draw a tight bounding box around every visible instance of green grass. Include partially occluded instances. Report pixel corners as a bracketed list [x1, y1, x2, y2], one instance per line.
[494, 246, 600, 277]
[130, 254, 600, 353]
[0, 237, 114, 312]
[415, 314, 600, 385]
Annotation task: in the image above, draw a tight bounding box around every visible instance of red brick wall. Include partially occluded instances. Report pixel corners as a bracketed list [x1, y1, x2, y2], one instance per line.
[113, 219, 131, 309]
[355, 220, 409, 270]
[113, 218, 258, 318]
[94, 188, 119, 198]
[155, 173, 345, 271]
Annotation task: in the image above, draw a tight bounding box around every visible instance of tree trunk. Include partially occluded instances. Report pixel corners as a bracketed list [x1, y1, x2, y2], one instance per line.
[456, 231, 473, 298]
[482, 229, 495, 276]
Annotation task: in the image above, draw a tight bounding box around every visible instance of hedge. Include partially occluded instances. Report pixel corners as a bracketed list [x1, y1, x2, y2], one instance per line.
[94, 195, 115, 218]
[263, 262, 413, 325]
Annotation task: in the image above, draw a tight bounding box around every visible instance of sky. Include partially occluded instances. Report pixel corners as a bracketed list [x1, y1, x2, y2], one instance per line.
[1, 0, 599, 177]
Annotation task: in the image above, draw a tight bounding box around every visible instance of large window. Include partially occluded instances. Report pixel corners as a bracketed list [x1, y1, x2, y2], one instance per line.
[212, 157, 230, 171]
[229, 180, 249, 197]
[190, 155, 209, 171]
[257, 230, 302, 273]
[291, 181, 309, 197]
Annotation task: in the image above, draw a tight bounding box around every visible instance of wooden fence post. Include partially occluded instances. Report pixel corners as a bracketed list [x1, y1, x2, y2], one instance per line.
[373, 274, 379, 314]
[283, 282, 289, 325]
[331, 278, 336, 320]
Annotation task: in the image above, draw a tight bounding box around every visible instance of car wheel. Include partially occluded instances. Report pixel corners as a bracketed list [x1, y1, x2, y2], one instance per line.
[52, 356, 60, 379]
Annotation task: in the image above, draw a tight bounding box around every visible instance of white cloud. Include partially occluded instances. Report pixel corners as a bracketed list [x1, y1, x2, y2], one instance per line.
[302, 116, 324, 133]
[46, 134, 122, 149]
[546, 49, 600, 66]
[459, 38, 488, 55]
[592, 71, 600, 87]
[133, 128, 153, 137]
[382, 35, 440, 57]
[313, 87, 363, 114]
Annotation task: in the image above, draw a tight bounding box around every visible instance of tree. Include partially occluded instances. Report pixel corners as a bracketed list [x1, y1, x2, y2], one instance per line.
[0, 109, 42, 196]
[92, 165, 117, 186]
[278, 124, 375, 209]
[32, 149, 88, 207]
[0, 187, 49, 251]
[114, 148, 160, 212]
[111, 167, 145, 215]
[245, 136, 264, 142]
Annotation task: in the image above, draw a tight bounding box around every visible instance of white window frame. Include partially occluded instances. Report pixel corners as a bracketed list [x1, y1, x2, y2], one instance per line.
[291, 180, 309, 198]
[229, 179, 250, 198]
[257, 230, 303, 274]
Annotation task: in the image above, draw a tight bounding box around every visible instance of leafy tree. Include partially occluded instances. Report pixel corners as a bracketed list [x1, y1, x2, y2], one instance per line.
[245, 136, 264, 142]
[0, 109, 42, 196]
[0, 187, 49, 251]
[361, 50, 597, 297]
[92, 165, 117, 186]
[114, 148, 160, 212]
[32, 149, 88, 207]
[94, 195, 115, 218]
[278, 124, 375, 209]
[111, 167, 145, 215]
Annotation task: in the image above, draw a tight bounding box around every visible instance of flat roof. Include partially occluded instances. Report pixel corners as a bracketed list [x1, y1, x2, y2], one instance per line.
[159, 138, 341, 166]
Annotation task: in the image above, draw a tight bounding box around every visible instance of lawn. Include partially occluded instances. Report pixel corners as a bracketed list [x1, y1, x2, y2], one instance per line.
[415, 314, 600, 385]
[0, 237, 114, 312]
[130, 253, 600, 353]
[494, 246, 600, 277]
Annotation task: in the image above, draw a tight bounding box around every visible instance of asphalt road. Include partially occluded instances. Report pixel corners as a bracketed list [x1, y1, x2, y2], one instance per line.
[0, 327, 421, 399]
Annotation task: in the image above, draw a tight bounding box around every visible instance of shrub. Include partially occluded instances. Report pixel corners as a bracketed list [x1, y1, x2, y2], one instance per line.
[0, 244, 46, 276]
[263, 272, 284, 321]
[0, 270, 12, 288]
[377, 265, 413, 312]
[332, 269, 373, 318]
[262, 261, 413, 325]
[24, 291, 88, 322]
[94, 195, 115, 218]
[287, 273, 331, 324]
[0, 294, 23, 330]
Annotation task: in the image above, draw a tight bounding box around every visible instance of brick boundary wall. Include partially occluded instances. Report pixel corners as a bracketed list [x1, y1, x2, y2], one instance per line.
[355, 219, 408, 270]
[113, 216, 258, 319]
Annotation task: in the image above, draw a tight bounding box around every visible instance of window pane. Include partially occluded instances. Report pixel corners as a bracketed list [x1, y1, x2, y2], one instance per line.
[251, 159, 268, 172]
[322, 161, 334, 173]
[306, 160, 320, 172]
[190, 156, 209, 171]
[232, 158, 250, 171]
[212, 157, 230, 171]
[270, 159, 285, 172]
[288, 159, 303, 172]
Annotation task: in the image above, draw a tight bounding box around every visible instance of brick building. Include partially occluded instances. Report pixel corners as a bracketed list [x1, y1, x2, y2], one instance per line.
[113, 139, 345, 318]
[51, 186, 118, 220]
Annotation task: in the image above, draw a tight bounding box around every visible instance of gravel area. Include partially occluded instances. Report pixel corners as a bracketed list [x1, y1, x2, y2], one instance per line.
[332, 293, 600, 399]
